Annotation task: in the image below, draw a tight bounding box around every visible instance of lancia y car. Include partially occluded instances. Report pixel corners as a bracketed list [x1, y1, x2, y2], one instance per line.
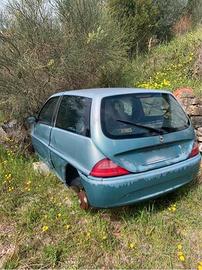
[28, 88, 201, 209]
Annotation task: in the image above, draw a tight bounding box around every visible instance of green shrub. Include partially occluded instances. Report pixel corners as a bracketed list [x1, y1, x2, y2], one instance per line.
[107, 0, 158, 56]
[0, 0, 127, 120]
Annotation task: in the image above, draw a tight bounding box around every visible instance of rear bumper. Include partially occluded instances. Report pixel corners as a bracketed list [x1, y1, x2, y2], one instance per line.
[80, 155, 201, 208]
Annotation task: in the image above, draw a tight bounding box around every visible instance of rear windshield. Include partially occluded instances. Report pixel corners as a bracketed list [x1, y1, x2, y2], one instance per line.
[101, 93, 189, 139]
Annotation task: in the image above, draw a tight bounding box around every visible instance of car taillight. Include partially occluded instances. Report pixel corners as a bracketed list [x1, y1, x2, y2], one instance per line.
[90, 158, 130, 178]
[188, 142, 199, 158]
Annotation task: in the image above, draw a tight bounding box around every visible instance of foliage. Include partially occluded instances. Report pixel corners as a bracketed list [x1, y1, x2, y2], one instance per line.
[107, 0, 158, 56]
[123, 26, 202, 96]
[187, 0, 202, 25]
[0, 0, 127, 119]
[154, 0, 188, 40]
[107, 0, 201, 56]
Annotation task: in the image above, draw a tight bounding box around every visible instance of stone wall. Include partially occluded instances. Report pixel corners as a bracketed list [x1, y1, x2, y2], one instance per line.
[174, 88, 202, 151]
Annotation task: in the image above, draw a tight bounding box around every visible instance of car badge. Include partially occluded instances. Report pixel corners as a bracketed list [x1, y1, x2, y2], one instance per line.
[159, 135, 164, 143]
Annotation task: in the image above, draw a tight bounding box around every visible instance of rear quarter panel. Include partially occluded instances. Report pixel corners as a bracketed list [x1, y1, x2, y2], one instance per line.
[49, 127, 105, 181]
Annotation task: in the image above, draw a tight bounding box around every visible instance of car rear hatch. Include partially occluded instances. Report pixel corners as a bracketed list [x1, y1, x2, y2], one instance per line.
[92, 92, 195, 173]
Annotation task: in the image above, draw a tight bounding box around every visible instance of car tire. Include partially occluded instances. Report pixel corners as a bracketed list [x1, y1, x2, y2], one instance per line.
[77, 190, 89, 210]
[69, 177, 90, 210]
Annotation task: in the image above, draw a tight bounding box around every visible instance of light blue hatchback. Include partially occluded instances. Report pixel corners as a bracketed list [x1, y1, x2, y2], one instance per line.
[29, 88, 201, 209]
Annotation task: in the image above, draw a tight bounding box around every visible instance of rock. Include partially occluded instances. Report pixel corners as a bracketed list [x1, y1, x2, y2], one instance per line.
[33, 161, 51, 176]
[2, 119, 18, 135]
[197, 127, 202, 135]
[199, 143, 202, 153]
[197, 136, 202, 142]
[0, 127, 8, 143]
[191, 117, 202, 128]
[187, 105, 202, 116]
[180, 97, 200, 106]
[7, 119, 17, 128]
[173, 87, 194, 99]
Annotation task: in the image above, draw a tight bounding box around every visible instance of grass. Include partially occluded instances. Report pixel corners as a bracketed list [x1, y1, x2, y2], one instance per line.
[0, 145, 201, 269]
[124, 25, 202, 96]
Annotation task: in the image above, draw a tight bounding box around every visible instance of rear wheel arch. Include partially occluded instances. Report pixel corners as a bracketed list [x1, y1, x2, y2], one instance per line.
[65, 163, 82, 187]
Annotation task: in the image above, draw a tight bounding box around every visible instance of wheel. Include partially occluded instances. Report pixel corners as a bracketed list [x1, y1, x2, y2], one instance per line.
[78, 190, 89, 210]
[69, 177, 90, 210]
[70, 177, 82, 193]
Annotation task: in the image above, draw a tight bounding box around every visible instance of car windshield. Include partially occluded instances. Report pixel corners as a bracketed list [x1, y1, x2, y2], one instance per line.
[101, 93, 189, 139]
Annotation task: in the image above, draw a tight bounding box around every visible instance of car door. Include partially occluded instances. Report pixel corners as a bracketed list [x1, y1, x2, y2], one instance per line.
[31, 96, 60, 167]
[49, 95, 92, 180]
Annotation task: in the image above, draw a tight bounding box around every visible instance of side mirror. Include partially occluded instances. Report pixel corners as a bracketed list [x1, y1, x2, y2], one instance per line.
[26, 116, 37, 125]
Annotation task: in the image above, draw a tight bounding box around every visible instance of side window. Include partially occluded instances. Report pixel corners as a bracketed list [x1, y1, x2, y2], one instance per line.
[56, 95, 91, 137]
[140, 96, 169, 117]
[38, 97, 59, 126]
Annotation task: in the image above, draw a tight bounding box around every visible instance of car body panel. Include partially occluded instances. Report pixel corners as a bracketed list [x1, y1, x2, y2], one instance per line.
[50, 88, 172, 99]
[49, 127, 105, 180]
[79, 154, 201, 208]
[31, 123, 53, 166]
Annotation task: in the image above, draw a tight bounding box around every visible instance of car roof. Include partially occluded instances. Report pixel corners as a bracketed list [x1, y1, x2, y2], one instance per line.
[51, 88, 171, 99]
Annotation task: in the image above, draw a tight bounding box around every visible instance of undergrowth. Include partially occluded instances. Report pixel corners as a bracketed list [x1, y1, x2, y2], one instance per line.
[124, 26, 202, 96]
[0, 146, 201, 269]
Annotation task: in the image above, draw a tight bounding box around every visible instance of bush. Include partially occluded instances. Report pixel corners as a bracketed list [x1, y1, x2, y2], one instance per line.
[107, 0, 158, 56]
[154, 0, 187, 41]
[0, 0, 127, 120]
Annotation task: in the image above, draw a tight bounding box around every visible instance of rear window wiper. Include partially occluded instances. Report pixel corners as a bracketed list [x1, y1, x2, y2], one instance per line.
[116, 119, 166, 134]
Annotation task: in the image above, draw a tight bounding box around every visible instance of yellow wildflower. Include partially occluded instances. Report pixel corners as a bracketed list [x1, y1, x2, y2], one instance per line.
[47, 59, 54, 67]
[163, 79, 171, 87]
[177, 244, 182, 250]
[57, 213, 61, 218]
[129, 243, 135, 249]
[42, 225, 49, 232]
[197, 262, 202, 270]
[8, 186, 14, 192]
[64, 224, 71, 230]
[179, 255, 185, 262]
[168, 204, 176, 212]
[102, 235, 107, 240]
